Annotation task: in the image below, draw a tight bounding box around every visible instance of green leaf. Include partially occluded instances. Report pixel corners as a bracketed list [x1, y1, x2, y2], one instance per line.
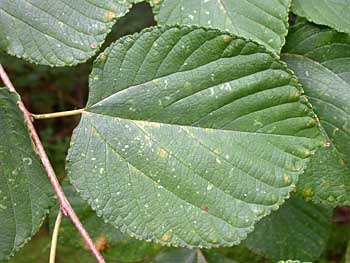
[152, 248, 204, 263]
[67, 26, 324, 248]
[204, 252, 238, 263]
[245, 196, 332, 262]
[0, 88, 54, 261]
[291, 0, 350, 34]
[50, 182, 161, 262]
[0, 0, 138, 66]
[282, 21, 350, 206]
[150, 0, 291, 53]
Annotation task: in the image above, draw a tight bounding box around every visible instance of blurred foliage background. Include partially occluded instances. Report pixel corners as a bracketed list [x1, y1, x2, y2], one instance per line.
[1, 3, 350, 263]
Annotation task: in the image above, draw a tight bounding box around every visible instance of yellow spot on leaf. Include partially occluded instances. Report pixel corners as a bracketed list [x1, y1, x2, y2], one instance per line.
[106, 11, 116, 21]
[283, 175, 291, 184]
[161, 233, 171, 242]
[223, 35, 231, 44]
[304, 150, 312, 157]
[99, 53, 107, 62]
[290, 90, 300, 100]
[159, 148, 168, 158]
[304, 188, 314, 198]
[307, 118, 317, 127]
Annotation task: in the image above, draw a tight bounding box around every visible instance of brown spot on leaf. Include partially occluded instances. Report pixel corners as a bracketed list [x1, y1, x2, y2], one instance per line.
[202, 206, 208, 212]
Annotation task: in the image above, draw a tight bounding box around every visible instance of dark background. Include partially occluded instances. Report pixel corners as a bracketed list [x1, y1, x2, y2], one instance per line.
[1, 3, 350, 262]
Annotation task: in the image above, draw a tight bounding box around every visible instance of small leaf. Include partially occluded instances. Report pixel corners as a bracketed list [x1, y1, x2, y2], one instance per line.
[150, 0, 291, 53]
[245, 196, 332, 262]
[0, 88, 54, 261]
[67, 26, 324, 248]
[0, 0, 139, 66]
[282, 21, 350, 206]
[291, 0, 350, 34]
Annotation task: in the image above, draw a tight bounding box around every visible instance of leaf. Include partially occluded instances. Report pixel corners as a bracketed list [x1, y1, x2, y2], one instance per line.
[67, 26, 324, 248]
[50, 182, 161, 262]
[151, 248, 204, 263]
[245, 196, 332, 262]
[0, 88, 54, 261]
[0, 0, 139, 66]
[282, 21, 350, 206]
[291, 0, 350, 34]
[150, 0, 291, 53]
[151, 248, 238, 263]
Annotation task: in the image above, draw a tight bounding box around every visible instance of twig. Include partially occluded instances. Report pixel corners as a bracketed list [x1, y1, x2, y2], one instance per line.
[50, 210, 63, 263]
[0, 64, 105, 263]
[196, 249, 208, 263]
[32, 109, 84, 120]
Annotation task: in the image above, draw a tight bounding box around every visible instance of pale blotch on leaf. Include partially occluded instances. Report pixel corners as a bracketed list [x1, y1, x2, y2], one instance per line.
[161, 232, 171, 242]
[106, 11, 116, 22]
[159, 148, 168, 158]
[304, 150, 313, 157]
[283, 175, 291, 185]
[303, 188, 314, 198]
[223, 35, 232, 44]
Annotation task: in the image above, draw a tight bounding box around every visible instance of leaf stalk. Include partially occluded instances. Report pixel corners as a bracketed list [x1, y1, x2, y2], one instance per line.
[32, 109, 85, 120]
[49, 210, 62, 263]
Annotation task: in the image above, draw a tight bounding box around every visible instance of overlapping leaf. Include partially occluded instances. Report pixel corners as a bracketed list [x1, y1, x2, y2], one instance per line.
[292, 0, 350, 34]
[50, 183, 161, 262]
[150, 0, 291, 53]
[67, 26, 324, 248]
[282, 21, 350, 205]
[0, 88, 54, 261]
[245, 196, 332, 262]
[0, 0, 140, 66]
[151, 248, 237, 263]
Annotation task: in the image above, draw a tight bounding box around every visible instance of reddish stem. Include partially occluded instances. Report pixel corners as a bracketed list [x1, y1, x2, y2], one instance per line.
[0, 64, 105, 263]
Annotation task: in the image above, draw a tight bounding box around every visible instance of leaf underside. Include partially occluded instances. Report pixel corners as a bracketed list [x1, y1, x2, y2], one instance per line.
[282, 21, 350, 206]
[67, 26, 324, 248]
[150, 0, 291, 53]
[0, 0, 138, 66]
[0, 88, 54, 261]
[245, 196, 332, 262]
[291, 0, 350, 34]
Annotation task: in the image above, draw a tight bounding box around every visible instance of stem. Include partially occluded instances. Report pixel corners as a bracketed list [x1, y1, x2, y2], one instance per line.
[50, 210, 62, 263]
[0, 64, 105, 263]
[196, 250, 208, 263]
[32, 109, 84, 120]
[346, 240, 350, 263]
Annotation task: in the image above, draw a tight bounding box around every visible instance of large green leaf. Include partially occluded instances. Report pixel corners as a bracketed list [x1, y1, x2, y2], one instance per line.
[291, 0, 350, 34]
[0, 0, 139, 66]
[245, 196, 332, 262]
[67, 26, 324, 248]
[282, 21, 350, 205]
[150, 0, 291, 53]
[0, 88, 54, 261]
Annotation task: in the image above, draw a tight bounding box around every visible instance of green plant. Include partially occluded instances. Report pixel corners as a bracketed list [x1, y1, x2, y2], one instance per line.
[0, 1, 350, 262]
